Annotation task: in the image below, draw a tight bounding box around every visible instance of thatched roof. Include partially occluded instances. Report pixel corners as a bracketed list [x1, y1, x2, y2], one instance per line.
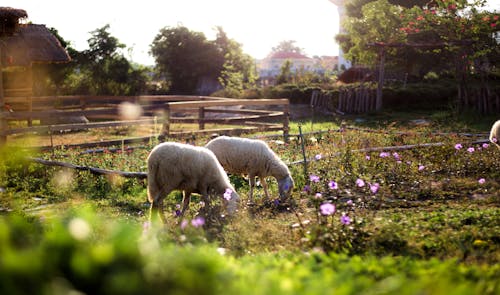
[1, 24, 71, 67]
[0, 7, 27, 19]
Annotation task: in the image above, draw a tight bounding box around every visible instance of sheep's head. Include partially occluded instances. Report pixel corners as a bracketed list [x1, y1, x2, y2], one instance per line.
[278, 175, 294, 201]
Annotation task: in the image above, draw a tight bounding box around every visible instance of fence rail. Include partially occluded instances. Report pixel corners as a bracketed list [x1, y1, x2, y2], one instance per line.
[0, 95, 290, 144]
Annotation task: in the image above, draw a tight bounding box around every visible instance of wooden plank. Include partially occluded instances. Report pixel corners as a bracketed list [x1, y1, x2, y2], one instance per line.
[165, 98, 289, 109]
[3, 118, 158, 136]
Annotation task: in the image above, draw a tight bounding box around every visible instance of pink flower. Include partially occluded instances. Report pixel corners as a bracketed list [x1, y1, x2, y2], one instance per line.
[418, 165, 425, 171]
[467, 147, 475, 153]
[340, 213, 351, 225]
[365, 155, 371, 160]
[478, 178, 486, 184]
[328, 180, 338, 190]
[223, 188, 233, 201]
[191, 216, 205, 228]
[482, 143, 489, 149]
[370, 183, 380, 194]
[379, 152, 390, 158]
[315, 154, 322, 160]
[310, 174, 320, 183]
[315, 193, 323, 199]
[455, 143, 463, 150]
[356, 178, 365, 187]
[320, 203, 336, 215]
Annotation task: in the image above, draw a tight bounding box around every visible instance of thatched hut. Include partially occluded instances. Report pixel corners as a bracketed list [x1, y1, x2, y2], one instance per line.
[0, 7, 71, 136]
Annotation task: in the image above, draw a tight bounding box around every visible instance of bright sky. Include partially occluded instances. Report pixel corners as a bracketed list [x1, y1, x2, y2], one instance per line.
[4, 0, 342, 65]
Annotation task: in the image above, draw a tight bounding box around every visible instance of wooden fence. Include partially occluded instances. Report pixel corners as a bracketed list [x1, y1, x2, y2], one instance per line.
[0, 95, 290, 145]
[161, 98, 289, 140]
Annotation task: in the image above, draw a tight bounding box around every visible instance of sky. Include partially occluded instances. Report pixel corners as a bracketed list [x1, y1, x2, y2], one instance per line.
[5, 1, 499, 66]
[4, 0, 342, 65]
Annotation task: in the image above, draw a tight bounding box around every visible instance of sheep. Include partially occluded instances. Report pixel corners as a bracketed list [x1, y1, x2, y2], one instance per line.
[490, 120, 500, 149]
[205, 136, 294, 204]
[147, 142, 240, 223]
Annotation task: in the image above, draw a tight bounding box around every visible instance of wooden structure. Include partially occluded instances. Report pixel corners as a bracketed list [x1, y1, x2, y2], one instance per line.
[0, 7, 71, 143]
[0, 95, 290, 145]
[161, 98, 290, 140]
[368, 41, 499, 115]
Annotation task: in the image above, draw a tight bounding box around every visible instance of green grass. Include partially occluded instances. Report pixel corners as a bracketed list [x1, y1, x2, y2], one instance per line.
[0, 109, 499, 294]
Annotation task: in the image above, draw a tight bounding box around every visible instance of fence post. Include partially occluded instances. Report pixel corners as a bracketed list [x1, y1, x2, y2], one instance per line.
[160, 104, 171, 141]
[198, 106, 205, 130]
[283, 100, 290, 143]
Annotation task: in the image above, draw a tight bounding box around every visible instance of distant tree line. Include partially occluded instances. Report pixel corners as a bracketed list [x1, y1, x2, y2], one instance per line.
[34, 25, 257, 97]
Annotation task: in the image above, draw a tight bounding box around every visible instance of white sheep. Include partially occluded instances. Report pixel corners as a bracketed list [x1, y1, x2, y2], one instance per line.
[205, 136, 294, 204]
[490, 120, 500, 149]
[147, 142, 240, 223]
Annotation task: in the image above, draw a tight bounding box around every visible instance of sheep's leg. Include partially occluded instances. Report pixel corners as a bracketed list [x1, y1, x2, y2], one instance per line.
[181, 191, 191, 216]
[260, 177, 270, 201]
[150, 196, 166, 224]
[248, 175, 256, 204]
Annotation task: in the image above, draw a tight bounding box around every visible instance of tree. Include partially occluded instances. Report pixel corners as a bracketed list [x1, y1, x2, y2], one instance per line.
[73, 24, 149, 95]
[276, 60, 293, 84]
[214, 27, 257, 96]
[150, 26, 223, 94]
[271, 40, 304, 54]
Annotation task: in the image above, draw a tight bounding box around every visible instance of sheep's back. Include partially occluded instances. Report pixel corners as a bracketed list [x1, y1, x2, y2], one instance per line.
[147, 142, 224, 189]
[206, 136, 275, 175]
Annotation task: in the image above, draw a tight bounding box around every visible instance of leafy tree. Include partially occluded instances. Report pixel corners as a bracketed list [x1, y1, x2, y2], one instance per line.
[150, 26, 223, 94]
[214, 27, 257, 96]
[343, 0, 405, 66]
[276, 60, 293, 84]
[75, 25, 149, 95]
[271, 40, 304, 54]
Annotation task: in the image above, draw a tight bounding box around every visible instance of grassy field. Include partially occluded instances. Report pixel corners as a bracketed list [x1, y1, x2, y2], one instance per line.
[0, 109, 499, 294]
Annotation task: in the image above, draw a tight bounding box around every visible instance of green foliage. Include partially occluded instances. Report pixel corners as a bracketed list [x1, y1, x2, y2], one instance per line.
[1, 111, 499, 293]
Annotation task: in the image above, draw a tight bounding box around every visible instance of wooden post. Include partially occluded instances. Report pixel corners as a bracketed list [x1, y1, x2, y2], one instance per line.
[283, 101, 290, 143]
[198, 106, 205, 130]
[0, 47, 6, 145]
[27, 67, 33, 127]
[376, 46, 385, 111]
[160, 104, 171, 140]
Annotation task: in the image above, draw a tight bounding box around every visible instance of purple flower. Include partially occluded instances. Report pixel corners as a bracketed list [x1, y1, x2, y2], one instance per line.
[340, 213, 351, 225]
[273, 199, 280, 206]
[379, 152, 390, 158]
[455, 143, 463, 150]
[492, 137, 498, 143]
[175, 209, 182, 217]
[328, 180, 338, 190]
[356, 178, 365, 187]
[482, 143, 489, 149]
[369, 182, 380, 194]
[320, 203, 336, 215]
[303, 185, 311, 192]
[223, 188, 233, 201]
[418, 165, 425, 171]
[315, 154, 322, 160]
[467, 147, 475, 153]
[392, 152, 401, 160]
[191, 216, 205, 228]
[180, 219, 189, 230]
[478, 178, 486, 184]
[346, 199, 353, 205]
[310, 174, 320, 183]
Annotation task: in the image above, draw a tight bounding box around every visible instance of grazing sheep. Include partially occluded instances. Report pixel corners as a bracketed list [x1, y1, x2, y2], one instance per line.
[147, 142, 239, 223]
[490, 120, 500, 149]
[205, 136, 294, 203]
